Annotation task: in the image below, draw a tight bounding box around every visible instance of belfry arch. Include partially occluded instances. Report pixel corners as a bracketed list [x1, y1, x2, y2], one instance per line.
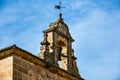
[58, 41, 67, 70]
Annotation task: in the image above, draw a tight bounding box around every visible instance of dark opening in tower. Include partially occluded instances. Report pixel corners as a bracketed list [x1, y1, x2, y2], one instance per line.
[58, 41, 67, 70]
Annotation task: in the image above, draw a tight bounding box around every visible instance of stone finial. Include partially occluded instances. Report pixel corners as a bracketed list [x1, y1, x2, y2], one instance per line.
[58, 13, 63, 21]
[40, 32, 50, 51]
[41, 33, 50, 46]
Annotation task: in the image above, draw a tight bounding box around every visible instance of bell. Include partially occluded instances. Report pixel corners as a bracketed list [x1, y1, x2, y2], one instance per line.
[58, 53, 62, 61]
[58, 47, 62, 61]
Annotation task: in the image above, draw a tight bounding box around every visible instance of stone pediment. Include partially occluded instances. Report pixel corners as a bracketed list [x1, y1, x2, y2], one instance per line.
[43, 21, 74, 42]
[49, 21, 69, 35]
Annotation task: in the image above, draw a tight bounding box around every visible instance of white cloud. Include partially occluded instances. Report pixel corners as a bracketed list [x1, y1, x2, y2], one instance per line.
[70, 8, 120, 80]
[71, 9, 120, 47]
[70, 0, 92, 10]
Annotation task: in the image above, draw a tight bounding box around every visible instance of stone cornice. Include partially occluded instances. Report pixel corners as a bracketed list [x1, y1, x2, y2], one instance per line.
[43, 28, 74, 42]
[0, 45, 84, 80]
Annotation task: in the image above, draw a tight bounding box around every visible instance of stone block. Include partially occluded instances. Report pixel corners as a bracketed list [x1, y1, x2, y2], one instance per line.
[0, 72, 4, 78]
[13, 63, 18, 69]
[17, 65, 28, 74]
[21, 60, 28, 68]
[22, 73, 28, 80]
[13, 57, 21, 65]
[13, 75, 17, 80]
[13, 69, 22, 78]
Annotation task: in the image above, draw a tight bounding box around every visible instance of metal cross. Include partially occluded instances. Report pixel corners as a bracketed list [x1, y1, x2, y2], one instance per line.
[55, 1, 65, 13]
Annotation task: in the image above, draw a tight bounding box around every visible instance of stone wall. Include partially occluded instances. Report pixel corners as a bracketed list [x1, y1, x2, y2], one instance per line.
[0, 45, 83, 80]
[0, 56, 13, 80]
[13, 56, 67, 80]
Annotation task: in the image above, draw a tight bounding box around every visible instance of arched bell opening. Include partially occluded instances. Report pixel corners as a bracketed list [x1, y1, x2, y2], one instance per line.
[58, 41, 67, 70]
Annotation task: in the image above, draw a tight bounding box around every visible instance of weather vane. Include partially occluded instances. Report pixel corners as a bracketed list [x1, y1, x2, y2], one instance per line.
[55, 1, 65, 13]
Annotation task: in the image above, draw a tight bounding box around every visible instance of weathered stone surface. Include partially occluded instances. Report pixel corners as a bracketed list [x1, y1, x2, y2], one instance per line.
[21, 60, 28, 68]
[22, 73, 28, 80]
[13, 69, 22, 77]
[13, 75, 17, 80]
[12, 56, 78, 80]
[13, 56, 21, 65]
[0, 45, 84, 80]
[39, 18, 81, 77]
[0, 56, 13, 80]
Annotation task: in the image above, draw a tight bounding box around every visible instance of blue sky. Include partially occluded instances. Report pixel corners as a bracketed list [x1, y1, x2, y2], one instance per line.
[0, 0, 120, 80]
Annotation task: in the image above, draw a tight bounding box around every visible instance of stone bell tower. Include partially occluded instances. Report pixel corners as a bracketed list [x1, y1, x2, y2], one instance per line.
[38, 13, 80, 77]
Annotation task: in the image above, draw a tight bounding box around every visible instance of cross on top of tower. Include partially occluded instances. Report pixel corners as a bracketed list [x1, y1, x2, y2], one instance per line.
[55, 1, 65, 13]
[55, 1, 65, 21]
